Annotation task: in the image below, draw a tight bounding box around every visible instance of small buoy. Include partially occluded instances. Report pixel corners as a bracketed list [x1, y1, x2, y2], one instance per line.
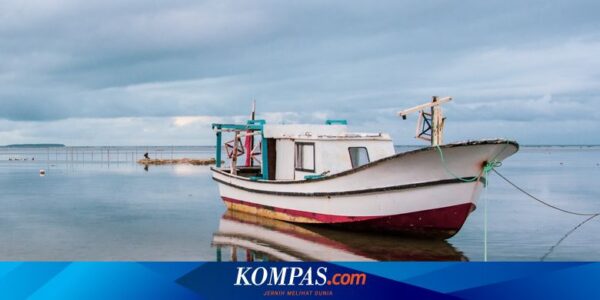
[39, 169, 46, 176]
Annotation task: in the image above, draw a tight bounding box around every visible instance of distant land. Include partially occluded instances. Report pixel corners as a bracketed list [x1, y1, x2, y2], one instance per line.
[2, 144, 66, 148]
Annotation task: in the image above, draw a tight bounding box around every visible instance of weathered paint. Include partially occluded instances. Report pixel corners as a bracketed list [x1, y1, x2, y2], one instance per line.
[212, 132, 518, 237]
[212, 123, 263, 131]
[262, 124, 348, 139]
[222, 197, 474, 238]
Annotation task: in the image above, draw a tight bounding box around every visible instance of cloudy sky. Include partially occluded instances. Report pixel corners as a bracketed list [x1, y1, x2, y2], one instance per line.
[0, 0, 599, 145]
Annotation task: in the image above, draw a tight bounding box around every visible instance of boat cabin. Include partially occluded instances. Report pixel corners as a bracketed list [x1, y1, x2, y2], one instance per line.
[212, 120, 395, 181]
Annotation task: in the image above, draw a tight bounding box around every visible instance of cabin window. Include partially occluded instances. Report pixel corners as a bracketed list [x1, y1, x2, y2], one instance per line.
[295, 142, 315, 172]
[349, 147, 370, 168]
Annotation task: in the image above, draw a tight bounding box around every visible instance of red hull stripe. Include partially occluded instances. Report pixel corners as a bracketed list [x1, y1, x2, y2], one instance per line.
[222, 197, 474, 230]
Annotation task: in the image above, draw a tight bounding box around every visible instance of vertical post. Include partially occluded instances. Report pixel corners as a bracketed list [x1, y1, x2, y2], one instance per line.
[437, 105, 445, 145]
[431, 96, 437, 146]
[215, 128, 222, 168]
[430, 96, 445, 146]
[231, 131, 239, 175]
[231, 246, 238, 262]
[216, 246, 222, 262]
[261, 132, 269, 180]
[484, 184, 488, 261]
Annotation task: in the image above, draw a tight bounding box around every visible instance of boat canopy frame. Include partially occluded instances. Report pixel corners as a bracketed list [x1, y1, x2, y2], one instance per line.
[211, 119, 348, 180]
[212, 120, 269, 180]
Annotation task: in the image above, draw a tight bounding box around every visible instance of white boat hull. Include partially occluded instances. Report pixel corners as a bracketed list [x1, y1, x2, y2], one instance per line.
[211, 139, 518, 238]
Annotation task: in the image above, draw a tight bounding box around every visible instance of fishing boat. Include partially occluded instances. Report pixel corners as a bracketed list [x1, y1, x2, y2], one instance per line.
[210, 97, 518, 238]
[212, 210, 466, 261]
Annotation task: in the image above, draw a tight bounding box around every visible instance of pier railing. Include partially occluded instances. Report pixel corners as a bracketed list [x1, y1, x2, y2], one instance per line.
[0, 146, 215, 164]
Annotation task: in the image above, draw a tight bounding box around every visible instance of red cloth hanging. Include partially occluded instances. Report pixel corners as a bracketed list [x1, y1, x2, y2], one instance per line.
[244, 133, 253, 167]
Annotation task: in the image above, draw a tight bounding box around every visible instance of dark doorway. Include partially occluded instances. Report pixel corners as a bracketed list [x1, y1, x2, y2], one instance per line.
[267, 138, 277, 180]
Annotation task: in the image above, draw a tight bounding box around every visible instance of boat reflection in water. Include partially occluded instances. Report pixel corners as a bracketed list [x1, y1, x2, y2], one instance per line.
[212, 210, 467, 262]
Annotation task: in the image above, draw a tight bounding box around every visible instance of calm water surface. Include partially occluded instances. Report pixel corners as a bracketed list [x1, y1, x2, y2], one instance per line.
[0, 146, 599, 261]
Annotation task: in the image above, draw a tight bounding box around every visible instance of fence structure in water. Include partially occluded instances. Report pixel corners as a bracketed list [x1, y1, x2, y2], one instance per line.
[0, 146, 215, 164]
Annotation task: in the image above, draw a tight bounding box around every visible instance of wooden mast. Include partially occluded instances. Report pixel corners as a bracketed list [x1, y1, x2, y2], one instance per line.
[397, 96, 452, 146]
[431, 96, 445, 146]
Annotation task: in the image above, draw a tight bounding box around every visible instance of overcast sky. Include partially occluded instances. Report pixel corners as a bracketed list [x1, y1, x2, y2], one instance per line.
[0, 0, 599, 145]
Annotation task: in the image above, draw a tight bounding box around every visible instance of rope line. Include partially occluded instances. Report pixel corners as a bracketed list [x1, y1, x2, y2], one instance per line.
[436, 142, 599, 216]
[492, 169, 600, 260]
[435, 145, 479, 182]
[492, 169, 600, 217]
[436, 142, 600, 261]
[436, 143, 508, 187]
[435, 141, 510, 262]
[541, 213, 600, 261]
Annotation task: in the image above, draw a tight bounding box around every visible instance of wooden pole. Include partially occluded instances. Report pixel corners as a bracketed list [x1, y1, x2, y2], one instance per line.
[430, 96, 444, 146]
[231, 246, 238, 262]
[231, 131, 239, 175]
[431, 96, 438, 146]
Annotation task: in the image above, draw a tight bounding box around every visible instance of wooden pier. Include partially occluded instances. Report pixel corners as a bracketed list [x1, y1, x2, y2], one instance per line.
[137, 158, 218, 166]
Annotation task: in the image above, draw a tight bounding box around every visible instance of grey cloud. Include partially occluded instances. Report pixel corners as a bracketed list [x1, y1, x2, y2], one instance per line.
[0, 0, 599, 144]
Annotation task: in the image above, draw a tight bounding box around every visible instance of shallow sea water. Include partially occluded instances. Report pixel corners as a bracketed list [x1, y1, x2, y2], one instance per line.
[0, 146, 598, 261]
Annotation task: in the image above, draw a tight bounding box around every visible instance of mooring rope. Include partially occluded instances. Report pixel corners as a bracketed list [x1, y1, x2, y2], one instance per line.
[492, 169, 600, 260]
[435, 143, 507, 187]
[436, 143, 600, 216]
[540, 213, 600, 261]
[435, 143, 508, 262]
[492, 169, 600, 217]
[435, 145, 480, 182]
[482, 178, 489, 261]
[436, 143, 600, 261]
